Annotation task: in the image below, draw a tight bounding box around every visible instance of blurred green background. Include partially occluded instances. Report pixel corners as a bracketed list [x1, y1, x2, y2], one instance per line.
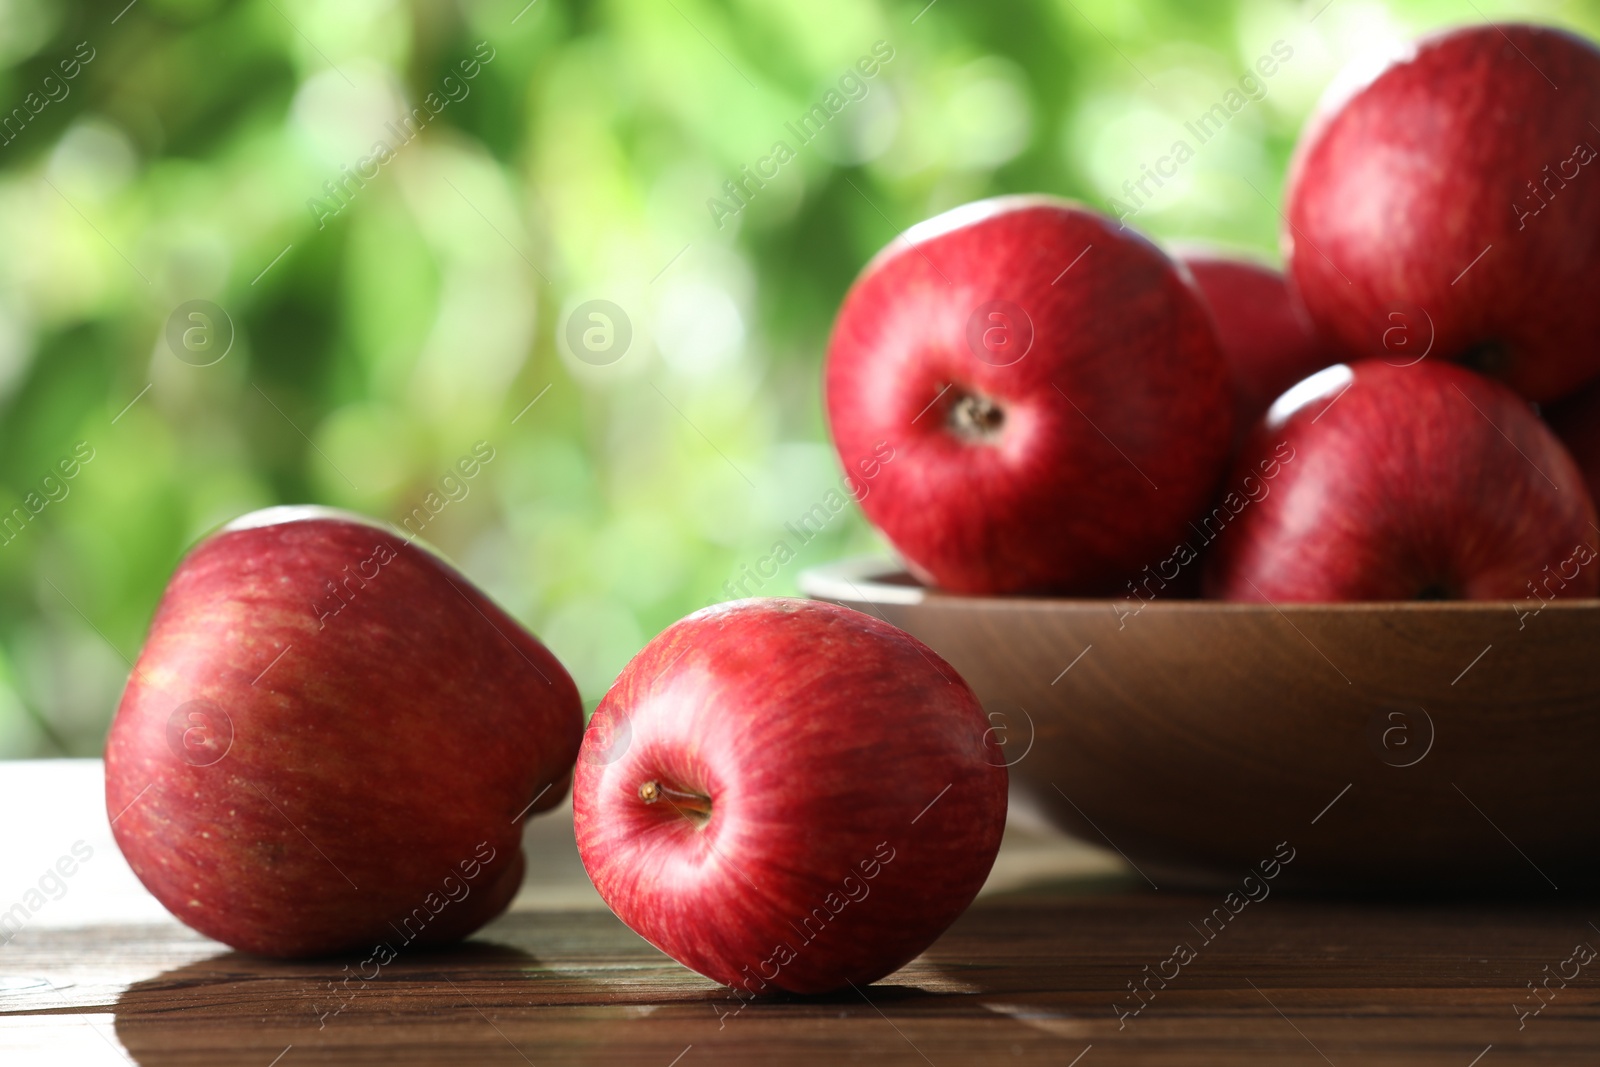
[0, 0, 1592, 756]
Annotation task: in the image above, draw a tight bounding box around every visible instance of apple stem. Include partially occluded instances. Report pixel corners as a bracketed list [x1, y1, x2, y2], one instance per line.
[638, 779, 713, 824]
[947, 390, 1005, 441]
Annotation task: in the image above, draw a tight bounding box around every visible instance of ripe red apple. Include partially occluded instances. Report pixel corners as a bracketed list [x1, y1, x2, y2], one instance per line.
[105, 506, 582, 957]
[825, 195, 1233, 594]
[1204, 361, 1600, 601]
[573, 598, 1006, 996]
[1177, 249, 1338, 439]
[1285, 23, 1600, 402]
[1544, 379, 1600, 505]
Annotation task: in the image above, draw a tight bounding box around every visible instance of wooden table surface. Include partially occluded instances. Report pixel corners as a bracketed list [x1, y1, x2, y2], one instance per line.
[2, 761, 1596, 1065]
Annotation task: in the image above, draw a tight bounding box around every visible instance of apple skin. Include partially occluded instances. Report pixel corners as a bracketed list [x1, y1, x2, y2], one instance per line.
[1204, 361, 1600, 602]
[573, 598, 1006, 995]
[1178, 250, 1338, 440]
[104, 506, 582, 958]
[1284, 23, 1600, 403]
[825, 195, 1233, 595]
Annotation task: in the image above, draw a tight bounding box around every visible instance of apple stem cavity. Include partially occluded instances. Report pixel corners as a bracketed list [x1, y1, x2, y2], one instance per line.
[639, 779, 713, 826]
[947, 389, 1005, 442]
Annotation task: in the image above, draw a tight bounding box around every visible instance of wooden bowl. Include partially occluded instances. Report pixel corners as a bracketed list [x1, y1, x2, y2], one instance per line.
[801, 557, 1600, 891]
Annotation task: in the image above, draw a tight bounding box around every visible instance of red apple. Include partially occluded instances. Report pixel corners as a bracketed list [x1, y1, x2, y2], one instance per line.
[573, 598, 1006, 995]
[1177, 249, 1339, 439]
[104, 506, 582, 957]
[1544, 379, 1600, 505]
[1204, 361, 1600, 601]
[1285, 23, 1600, 402]
[825, 195, 1233, 594]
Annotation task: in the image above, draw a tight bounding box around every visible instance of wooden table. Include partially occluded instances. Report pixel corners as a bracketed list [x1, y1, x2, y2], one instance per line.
[3, 762, 1596, 1065]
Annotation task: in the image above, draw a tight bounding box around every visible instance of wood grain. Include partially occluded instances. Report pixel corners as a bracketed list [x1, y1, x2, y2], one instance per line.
[5, 890, 1600, 1065]
[7, 722, 1599, 1063]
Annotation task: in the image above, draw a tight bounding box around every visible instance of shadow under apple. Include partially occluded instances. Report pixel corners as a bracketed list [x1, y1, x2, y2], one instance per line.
[112, 940, 587, 1066]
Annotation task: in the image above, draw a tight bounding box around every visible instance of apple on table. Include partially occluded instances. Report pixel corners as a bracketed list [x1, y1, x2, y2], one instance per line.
[574, 598, 1007, 995]
[105, 506, 583, 958]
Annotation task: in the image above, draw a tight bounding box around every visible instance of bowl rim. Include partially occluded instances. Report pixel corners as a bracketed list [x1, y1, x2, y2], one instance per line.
[798, 555, 1600, 614]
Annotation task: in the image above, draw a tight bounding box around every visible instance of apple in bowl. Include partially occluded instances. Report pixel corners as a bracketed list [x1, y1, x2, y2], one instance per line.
[1545, 379, 1600, 505]
[1205, 361, 1600, 601]
[825, 195, 1233, 595]
[1177, 249, 1338, 440]
[1285, 23, 1600, 402]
